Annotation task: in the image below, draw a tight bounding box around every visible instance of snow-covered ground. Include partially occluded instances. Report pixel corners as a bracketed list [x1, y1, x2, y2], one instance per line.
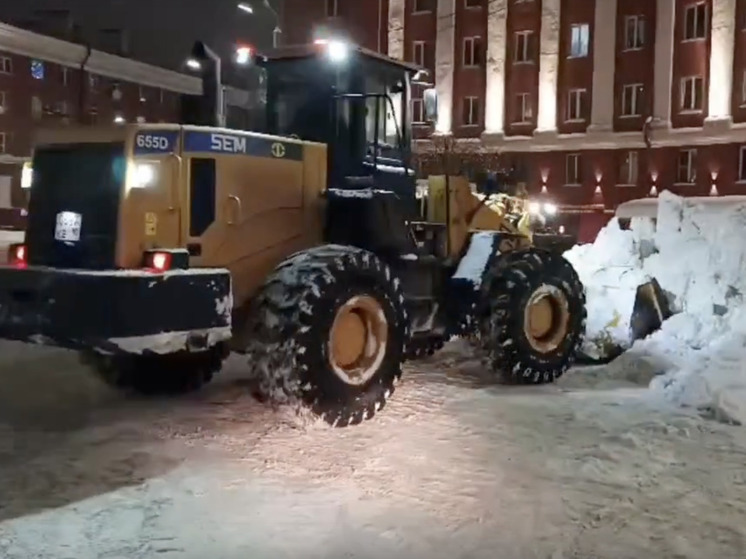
[565, 192, 746, 426]
[2, 341, 746, 558]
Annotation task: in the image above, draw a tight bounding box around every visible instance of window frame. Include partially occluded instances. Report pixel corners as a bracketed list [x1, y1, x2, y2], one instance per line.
[462, 95, 480, 126]
[617, 151, 639, 186]
[514, 30, 535, 64]
[623, 15, 645, 50]
[683, 2, 708, 41]
[676, 149, 697, 184]
[621, 83, 644, 117]
[565, 153, 582, 186]
[462, 36, 483, 68]
[680, 75, 704, 112]
[566, 88, 586, 122]
[569, 23, 590, 58]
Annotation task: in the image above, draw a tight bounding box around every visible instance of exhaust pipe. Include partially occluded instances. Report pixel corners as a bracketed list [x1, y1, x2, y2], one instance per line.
[180, 41, 225, 128]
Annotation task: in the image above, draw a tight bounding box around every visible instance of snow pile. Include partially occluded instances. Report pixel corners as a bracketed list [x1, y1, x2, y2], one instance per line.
[565, 191, 746, 424]
[452, 232, 495, 287]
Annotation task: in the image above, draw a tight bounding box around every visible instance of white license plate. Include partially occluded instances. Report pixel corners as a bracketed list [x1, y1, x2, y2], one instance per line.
[54, 211, 82, 242]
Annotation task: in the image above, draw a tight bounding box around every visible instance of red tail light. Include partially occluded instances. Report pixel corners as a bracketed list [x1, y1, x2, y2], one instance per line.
[145, 251, 171, 272]
[8, 244, 27, 268]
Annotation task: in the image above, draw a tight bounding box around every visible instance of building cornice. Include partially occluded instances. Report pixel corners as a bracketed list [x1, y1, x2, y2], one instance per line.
[414, 120, 746, 153]
[0, 21, 200, 94]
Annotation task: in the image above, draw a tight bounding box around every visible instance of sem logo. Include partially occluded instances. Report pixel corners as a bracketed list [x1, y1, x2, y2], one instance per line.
[271, 142, 286, 158]
[135, 134, 172, 151]
[211, 134, 246, 153]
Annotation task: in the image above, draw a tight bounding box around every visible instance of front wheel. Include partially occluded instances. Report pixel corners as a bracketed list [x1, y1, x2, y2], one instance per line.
[480, 249, 586, 384]
[244, 245, 408, 426]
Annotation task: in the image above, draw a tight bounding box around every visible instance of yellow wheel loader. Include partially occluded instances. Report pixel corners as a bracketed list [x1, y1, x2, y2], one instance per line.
[0, 41, 586, 426]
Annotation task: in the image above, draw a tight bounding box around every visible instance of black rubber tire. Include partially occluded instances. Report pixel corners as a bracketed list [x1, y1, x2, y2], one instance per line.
[81, 346, 225, 395]
[244, 245, 408, 427]
[480, 248, 586, 384]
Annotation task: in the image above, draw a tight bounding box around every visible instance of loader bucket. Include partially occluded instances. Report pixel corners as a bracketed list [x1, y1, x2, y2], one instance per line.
[629, 278, 672, 341]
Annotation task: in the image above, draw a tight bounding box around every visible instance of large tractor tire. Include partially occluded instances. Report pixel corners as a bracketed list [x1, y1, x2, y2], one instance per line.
[479, 248, 586, 384]
[244, 245, 408, 427]
[81, 346, 226, 395]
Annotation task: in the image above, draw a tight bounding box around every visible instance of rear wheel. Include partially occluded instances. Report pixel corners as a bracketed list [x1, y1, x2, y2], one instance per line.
[480, 249, 586, 384]
[244, 245, 407, 426]
[81, 346, 225, 395]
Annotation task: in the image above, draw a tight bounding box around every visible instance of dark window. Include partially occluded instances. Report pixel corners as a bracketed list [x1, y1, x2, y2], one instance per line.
[684, 3, 707, 40]
[189, 158, 216, 237]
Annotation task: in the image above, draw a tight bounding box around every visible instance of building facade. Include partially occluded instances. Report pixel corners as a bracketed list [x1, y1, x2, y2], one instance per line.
[0, 21, 251, 228]
[282, 0, 746, 240]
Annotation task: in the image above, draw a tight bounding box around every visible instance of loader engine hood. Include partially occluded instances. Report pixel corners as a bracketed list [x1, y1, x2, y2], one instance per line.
[26, 140, 125, 269]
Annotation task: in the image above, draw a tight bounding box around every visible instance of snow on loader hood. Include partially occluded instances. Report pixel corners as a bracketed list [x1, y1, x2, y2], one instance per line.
[565, 191, 746, 425]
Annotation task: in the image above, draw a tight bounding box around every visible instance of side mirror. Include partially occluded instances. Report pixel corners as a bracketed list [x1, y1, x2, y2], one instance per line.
[423, 87, 438, 124]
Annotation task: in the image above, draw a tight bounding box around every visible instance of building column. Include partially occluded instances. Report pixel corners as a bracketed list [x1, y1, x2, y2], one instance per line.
[653, 0, 675, 128]
[434, 0, 456, 133]
[706, 0, 737, 127]
[536, 0, 560, 135]
[589, 0, 617, 132]
[387, 0, 405, 60]
[483, 0, 508, 138]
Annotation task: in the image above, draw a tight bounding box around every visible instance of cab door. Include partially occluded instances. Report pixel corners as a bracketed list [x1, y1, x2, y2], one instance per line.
[180, 129, 307, 304]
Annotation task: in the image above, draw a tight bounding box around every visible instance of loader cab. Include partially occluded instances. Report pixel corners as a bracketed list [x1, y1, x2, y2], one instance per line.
[258, 42, 427, 199]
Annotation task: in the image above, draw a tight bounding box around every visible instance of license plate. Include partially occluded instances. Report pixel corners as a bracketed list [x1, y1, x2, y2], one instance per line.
[54, 211, 82, 242]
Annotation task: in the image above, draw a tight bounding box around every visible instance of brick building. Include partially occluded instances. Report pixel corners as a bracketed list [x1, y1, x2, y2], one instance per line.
[282, 0, 746, 240]
[0, 21, 249, 227]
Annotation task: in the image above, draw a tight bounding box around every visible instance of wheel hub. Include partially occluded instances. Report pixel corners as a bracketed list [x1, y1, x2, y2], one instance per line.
[329, 295, 388, 386]
[523, 285, 570, 353]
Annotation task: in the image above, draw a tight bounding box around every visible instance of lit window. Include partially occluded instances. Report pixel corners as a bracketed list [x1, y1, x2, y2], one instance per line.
[570, 23, 590, 57]
[30, 59, 44, 80]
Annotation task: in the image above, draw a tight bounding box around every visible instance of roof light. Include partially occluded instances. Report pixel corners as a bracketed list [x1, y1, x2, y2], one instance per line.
[235, 45, 253, 65]
[326, 40, 348, 63]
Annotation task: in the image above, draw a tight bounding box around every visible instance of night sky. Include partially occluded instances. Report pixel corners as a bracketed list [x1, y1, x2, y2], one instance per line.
[0, 0, 278, 82]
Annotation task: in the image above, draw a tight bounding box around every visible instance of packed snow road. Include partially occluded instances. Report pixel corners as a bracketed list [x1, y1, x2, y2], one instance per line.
[1, 341, 746, 559]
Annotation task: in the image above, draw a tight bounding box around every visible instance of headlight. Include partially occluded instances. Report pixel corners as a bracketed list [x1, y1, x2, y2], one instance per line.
[128, 162, 158, 188]
[543, 202, 558, 215]
[21, 162, 33, 189]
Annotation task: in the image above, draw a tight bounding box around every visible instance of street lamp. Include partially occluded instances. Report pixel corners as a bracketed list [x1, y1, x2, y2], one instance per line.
[237, 0, 282, 48]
